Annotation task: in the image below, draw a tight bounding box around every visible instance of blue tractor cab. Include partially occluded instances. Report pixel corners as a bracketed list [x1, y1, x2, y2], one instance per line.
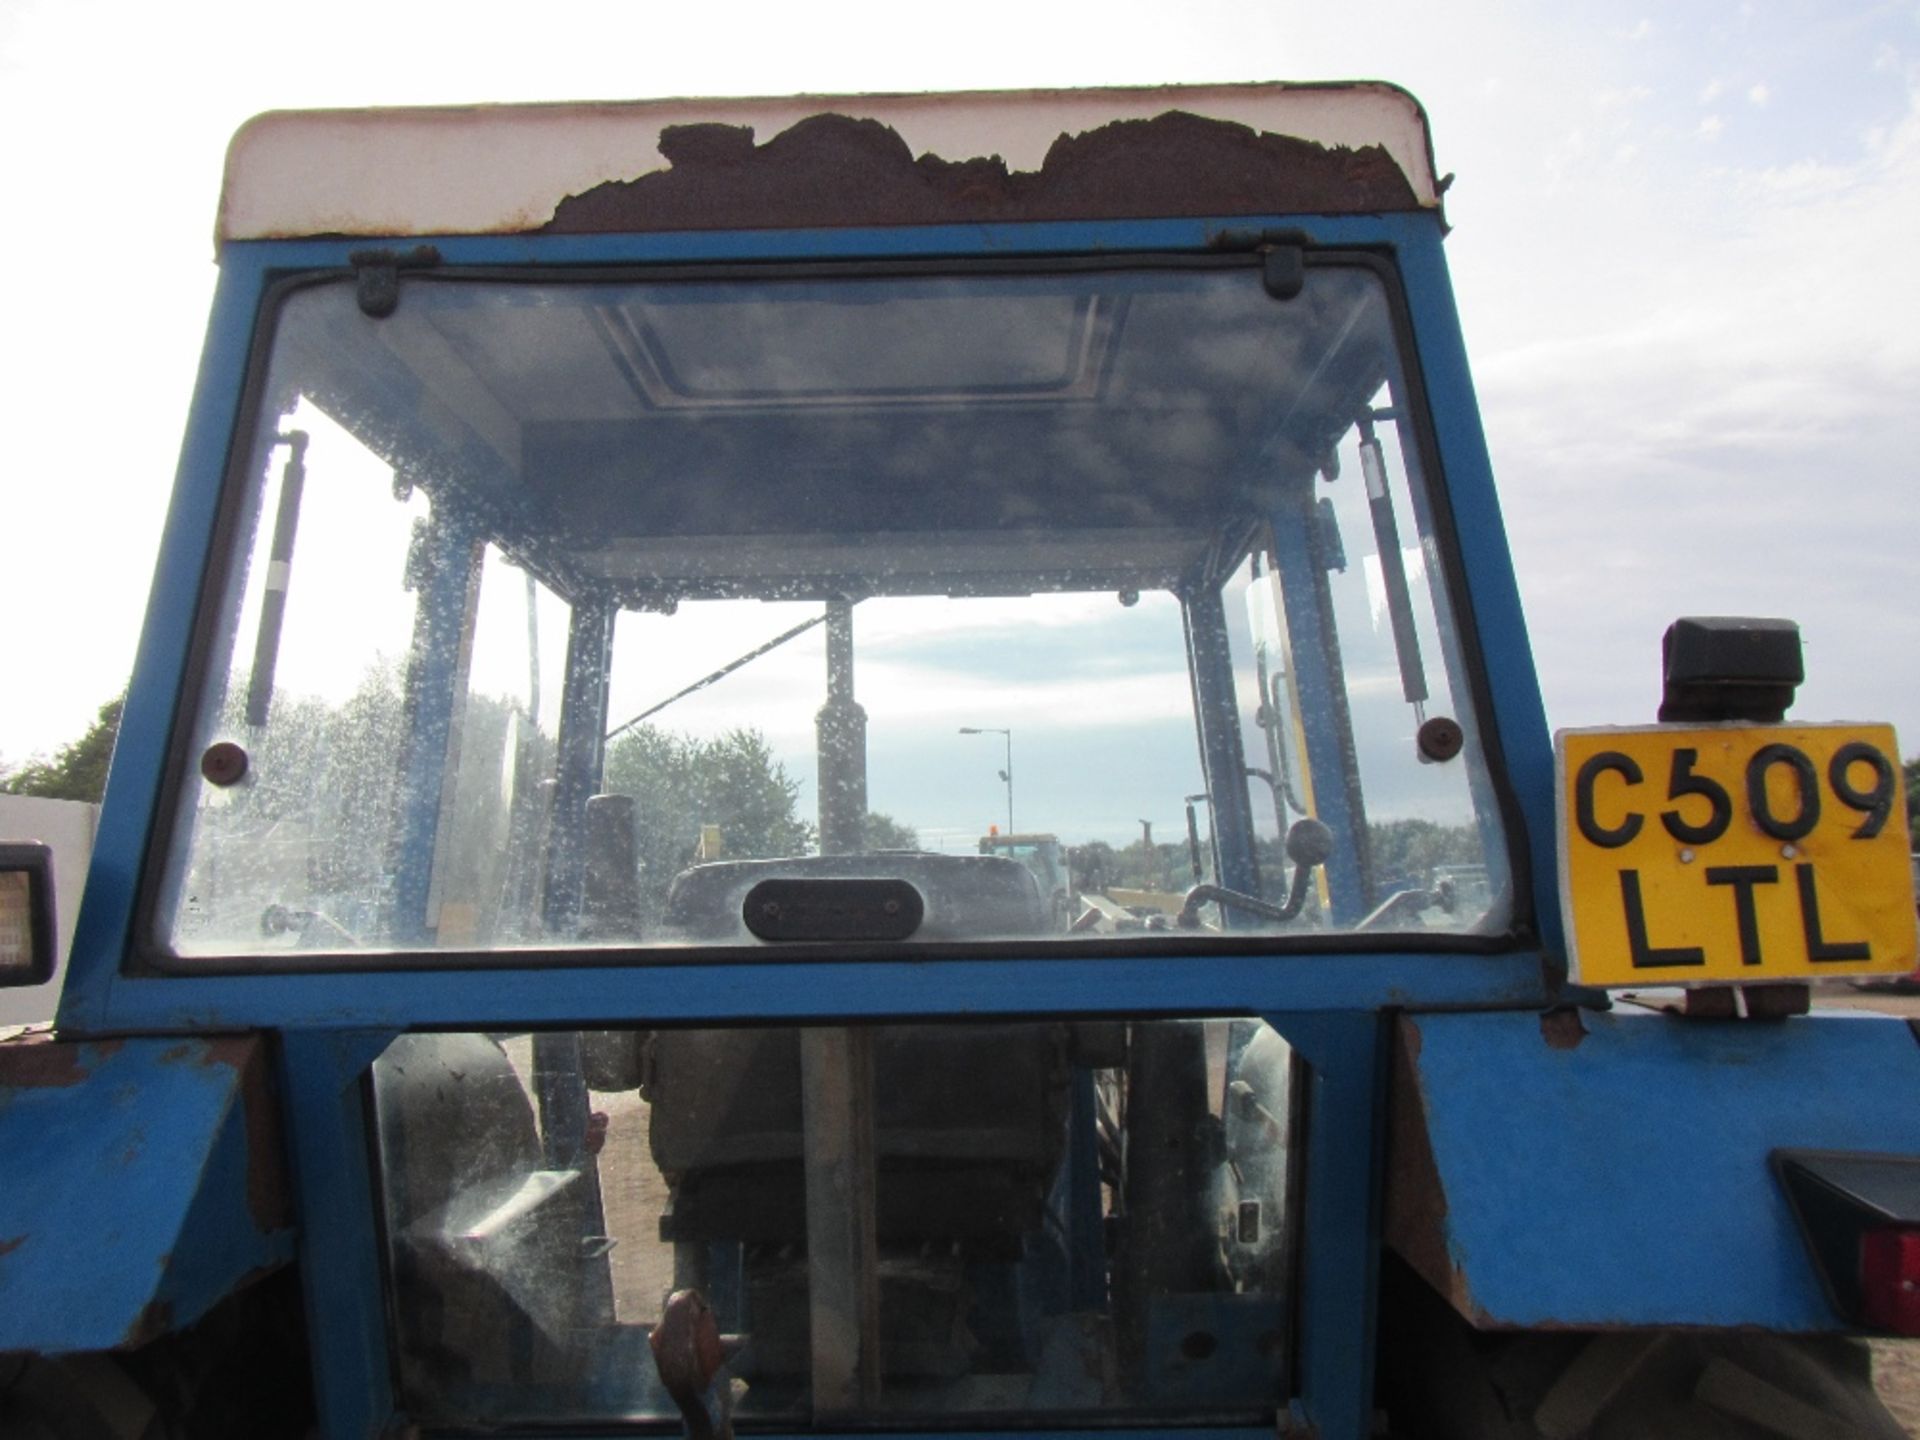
[1, 83, 1915, 1439]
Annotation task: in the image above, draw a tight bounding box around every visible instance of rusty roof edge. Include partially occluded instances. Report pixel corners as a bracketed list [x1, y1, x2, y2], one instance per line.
[217, 81, 1441, 249]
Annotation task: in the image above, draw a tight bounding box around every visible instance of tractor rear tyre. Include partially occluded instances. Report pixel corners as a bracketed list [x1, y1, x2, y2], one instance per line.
[1376, 1253, 1906, 1439]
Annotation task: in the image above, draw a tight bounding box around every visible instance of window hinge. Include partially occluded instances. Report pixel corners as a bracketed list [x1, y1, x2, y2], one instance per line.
[1208, 226, 1310, 300]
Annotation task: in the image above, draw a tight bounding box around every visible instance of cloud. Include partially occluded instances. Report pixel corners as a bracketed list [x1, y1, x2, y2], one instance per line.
[1696, 113, 1726, 140]
[1747, 82, 1770, 107]
[1464, 75, 1920, 739]
[1596, 84, 1652, 112]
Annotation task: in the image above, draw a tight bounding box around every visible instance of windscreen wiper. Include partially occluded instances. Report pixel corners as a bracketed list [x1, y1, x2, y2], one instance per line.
[605, 610, 829, 741]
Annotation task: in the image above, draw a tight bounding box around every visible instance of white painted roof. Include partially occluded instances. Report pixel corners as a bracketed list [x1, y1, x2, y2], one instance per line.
[220, 82, 1438, 243]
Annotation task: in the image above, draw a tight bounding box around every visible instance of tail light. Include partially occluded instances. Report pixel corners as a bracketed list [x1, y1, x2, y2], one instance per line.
[1775, 1150, 1920, 1335]
[1860, 1227, 1920, 1335]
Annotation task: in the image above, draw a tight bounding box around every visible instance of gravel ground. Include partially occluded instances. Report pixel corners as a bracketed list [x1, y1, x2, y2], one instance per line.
[1871, 1340, 1920, 1436]
[594, 1088, 676, 1325]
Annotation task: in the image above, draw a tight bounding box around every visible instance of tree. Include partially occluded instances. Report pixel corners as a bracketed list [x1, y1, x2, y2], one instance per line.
[1, 697, 125, 803]
[602, 725, 814, 919]
[864, 812, 921, 851]
[1067, 840, 1118, 893]
[1366, 818, 1482, 890]
[1069, 836, 1186, 894]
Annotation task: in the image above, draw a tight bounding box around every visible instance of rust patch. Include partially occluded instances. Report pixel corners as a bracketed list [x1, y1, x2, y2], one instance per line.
[1383, 1017, 1483, 1324]
[0, 1041, 92, 1088]
[227, 1039, 291, 1234]
[1540, 1007, 1588, 1051]
[546, 109, 1420, 235]
[195, 1034, 255, 1071]
[0, 1234, 24, 1257]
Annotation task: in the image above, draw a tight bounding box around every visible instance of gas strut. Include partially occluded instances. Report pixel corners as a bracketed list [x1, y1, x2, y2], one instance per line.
[244, 429, 309, 727]
[1357, 411, 1429, 719]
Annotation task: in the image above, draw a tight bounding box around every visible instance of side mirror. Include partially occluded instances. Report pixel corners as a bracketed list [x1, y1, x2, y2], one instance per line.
[0, 842, 56, 988]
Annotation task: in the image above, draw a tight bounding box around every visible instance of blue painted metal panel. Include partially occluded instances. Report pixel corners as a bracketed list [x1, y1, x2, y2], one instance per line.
[0, 1035, 292, 1351]
[391, 513, 485, 942]
[1388, 232, 1561, 965]
[280, 1030, 397, 1439]
[541, 597, 617, 937]
[58, 261, 266, 1036]
[1182, 587, 1262, 902]
[219, 213, 1438, 270]
[1284, 1011, 1388, 1440]
[79, 949, 1546, 1033]
[1395, 1009, 1920, 1329]
[1265, 491, 1370, 923]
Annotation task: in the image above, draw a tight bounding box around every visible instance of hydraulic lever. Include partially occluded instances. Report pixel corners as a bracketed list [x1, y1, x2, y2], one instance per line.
[1176, 818, 1334, 928]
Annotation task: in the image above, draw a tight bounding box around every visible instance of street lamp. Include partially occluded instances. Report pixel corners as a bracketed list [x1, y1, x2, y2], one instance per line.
[958, 726, 1013, 837]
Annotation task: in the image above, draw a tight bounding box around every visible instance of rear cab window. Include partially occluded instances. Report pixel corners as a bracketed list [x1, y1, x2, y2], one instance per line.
[156, 258, 1516, 960]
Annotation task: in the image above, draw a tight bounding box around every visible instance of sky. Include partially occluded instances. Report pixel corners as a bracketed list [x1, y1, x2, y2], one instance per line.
[2, 0, 1918, 787]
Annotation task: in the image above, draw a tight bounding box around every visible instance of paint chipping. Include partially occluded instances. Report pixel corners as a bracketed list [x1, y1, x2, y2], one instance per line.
[547, 109, 1420, 235]
[0, 1234, 24, 1257]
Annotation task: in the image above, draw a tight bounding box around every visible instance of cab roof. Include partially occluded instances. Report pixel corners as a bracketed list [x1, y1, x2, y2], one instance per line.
[219, 82, 1441, 244]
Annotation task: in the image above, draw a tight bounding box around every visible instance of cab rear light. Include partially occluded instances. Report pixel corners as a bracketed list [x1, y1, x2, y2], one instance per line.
[1860, 1228, 1920, 1335]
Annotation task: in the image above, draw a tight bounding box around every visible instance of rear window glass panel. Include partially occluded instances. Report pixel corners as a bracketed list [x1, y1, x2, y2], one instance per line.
[156, 261, 1515, 959]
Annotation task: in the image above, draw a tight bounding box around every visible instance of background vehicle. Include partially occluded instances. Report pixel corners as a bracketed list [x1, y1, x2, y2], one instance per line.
[1, 83, 1915, 1439]
[976, 831, 1071, 927]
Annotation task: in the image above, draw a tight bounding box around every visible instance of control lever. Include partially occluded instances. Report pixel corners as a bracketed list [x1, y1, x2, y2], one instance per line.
[1176, 818, 1334, 928]
[651, 1288, 741, 1440]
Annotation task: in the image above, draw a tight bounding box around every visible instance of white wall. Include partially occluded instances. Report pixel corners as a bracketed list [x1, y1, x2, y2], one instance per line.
[0, 795, 98, 1027]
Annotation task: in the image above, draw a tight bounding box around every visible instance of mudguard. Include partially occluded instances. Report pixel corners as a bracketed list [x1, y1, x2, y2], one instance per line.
[1386, 1008, 1920, 1330]
[0, 1034, 293, 1351]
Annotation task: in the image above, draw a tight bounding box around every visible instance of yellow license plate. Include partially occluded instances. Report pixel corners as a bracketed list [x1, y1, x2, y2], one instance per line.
[1556, 723, 1917, 987]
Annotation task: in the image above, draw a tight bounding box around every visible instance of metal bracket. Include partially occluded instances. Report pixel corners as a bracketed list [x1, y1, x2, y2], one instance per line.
[349, 244, 442, 318]
[1682, 983, 1809, 1020]
[1655, 616, 1811, 1022]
